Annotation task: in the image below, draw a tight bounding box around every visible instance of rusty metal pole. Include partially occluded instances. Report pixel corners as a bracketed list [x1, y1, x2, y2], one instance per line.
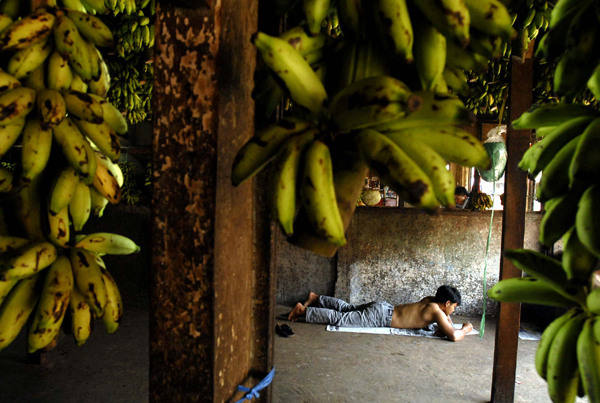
[490, 55, 533, 402]
[150, 1, 268, 402]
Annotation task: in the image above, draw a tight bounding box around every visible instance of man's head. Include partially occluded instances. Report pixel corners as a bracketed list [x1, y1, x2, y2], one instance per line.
[433, 285, 462, 315]
[454, 186, 468, 206]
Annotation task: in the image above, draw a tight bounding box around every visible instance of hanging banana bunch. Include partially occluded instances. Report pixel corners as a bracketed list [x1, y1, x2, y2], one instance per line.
[0, 3, 140, 355]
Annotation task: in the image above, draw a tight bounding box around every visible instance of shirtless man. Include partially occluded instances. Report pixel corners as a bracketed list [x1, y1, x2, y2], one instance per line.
[288, 285, 474, 342]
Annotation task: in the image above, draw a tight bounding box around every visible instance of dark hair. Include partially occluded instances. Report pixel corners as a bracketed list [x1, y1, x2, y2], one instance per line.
[433, 285, 462, 305]
[455, 186, 468, 197]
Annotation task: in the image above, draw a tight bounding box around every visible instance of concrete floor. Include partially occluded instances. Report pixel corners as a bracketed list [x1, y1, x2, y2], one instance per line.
[272, 305, 589, 403]
[0, 296, 149, 403]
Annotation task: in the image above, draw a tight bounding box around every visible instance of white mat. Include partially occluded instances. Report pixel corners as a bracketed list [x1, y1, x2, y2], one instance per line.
[326, 323, 479, 338]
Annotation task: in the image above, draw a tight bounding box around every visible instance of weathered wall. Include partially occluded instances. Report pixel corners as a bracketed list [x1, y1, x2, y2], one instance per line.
[276, 208, 542, 316]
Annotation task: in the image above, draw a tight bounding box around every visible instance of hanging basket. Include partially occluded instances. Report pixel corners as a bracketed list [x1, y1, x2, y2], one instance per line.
[478, 125, 508, 183]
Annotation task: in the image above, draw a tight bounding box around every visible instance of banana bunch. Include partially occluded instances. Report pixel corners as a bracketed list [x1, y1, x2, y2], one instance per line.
[111, 8, 154, 57]
[489, 249, 600, 402]
[0, 5, 140, 354]
[535, 0, 600, 100]
[106, 54, 152, 125]
[471, 191, 493, 210]
[514, 0, 551, 43]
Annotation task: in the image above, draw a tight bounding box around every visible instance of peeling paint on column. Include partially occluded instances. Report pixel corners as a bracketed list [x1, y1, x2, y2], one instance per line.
[150, 2, 220, 402]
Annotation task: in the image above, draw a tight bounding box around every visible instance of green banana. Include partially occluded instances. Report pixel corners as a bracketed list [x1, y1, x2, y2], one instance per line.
[0, 11, 55, 52]
[550, 0, 592, 28]
[385, 134, 455, 207]
[446, 39, 489, 73]
[411, 0, 470, 47]
[21, 117, 52, 183]
[462, 0, 516, 41]
[588, 288, 600, 314]
[588, 64, 600, 100]
[554, 53, 598, 100]
[6, 38, 53, 79]
[337, 0, 365, 39]
[303, 0, 330, 35]
[536, 135, 581, 202]
[270, 130, 317, 236]
[563, 227, 598, 285]
[355, 129, 438, 211]
[231, 118, 312, 186]
[539, 188, 584, 247]
[518, 116, 594, 178]
[569, 118, 600, 186]
[535, 309, 583, 380]
[0, 87, 36, 126]
[0, 274, 40, 351]
[0, 167, 12, 192]
[279, 26, 327, 55]
[329, 76, 421, 132]
[300, 140, 347, 246]
[385, 126, 491, 170]
[442, 66, 469, 95]
[371, 91, 473, 132]
[504, 249, 586, 305]
[512, 103, 599, 129]
[487, 278, 580, 308]
[546, 313, 586, 403]
[253, 32, 328, 118]
[413, 15, 446, 91]
[575, 185, 600, 258]
[577, 318, 600, 402]
[372, 0, 413, 61]
[0, 236, 28, 253]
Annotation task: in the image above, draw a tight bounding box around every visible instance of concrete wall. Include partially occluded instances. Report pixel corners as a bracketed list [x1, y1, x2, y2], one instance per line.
[276, 208, 542, 316]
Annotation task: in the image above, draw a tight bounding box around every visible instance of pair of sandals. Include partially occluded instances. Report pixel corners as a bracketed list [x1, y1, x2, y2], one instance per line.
[275, 323, 294, 338]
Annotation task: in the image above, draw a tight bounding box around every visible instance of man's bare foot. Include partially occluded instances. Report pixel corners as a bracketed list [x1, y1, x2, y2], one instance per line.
[288, 302, 306, 322]
[303, 292, 319, 308]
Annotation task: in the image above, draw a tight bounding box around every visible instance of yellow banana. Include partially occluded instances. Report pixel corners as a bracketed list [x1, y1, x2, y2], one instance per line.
[89, 94, 126, 135]
[15, 177, 45, 241]
[372, 0, 413, 61]
[37, 89, 66, 129]
[52, 117, 94, 178]
[355, 129, 438, 211]
[386, 134, 455, 207]
[231, 118, 312, 186]
[0, 278, 17, 306]
[270, 130, 317, 236]
[65, 9, 114, 48]
[62, 89, 104, 124]
[0, 117, 24, 159]
[75, 232, 140, 255]
[28, 290, 69, 353]
[0, 167, 12, 192]
[87, 48, 110, 98]
[53, 15, 92, 82]
[33, 255, 73, 329]
[24, 63, 45, 91]
[101, 267, 122, 334]
[0, 87, 36, 126]
[47, 205, 70, 248]
[0, 274, 40, 351]
[6, 37, 53, 79]
[70, 248, 107, 317]
[0, 236, 28, 253]
[0, 242, 57, 281]
[253, 32, 328, 118]
[72, 117, 121, 163]
[0, 67, 21, 93]
[412, 0, 470, 47]
[0, 13, 12, 35]
[303, 0, 331, 35]
[69, 180, 91, 232]
[0, 11, 55, 52]
[92, 151, 121, 204]
[69, 285, 93, 346]
[462, 0, 516, 41]
[47, 50, 73, 91]
[70, 73, 88, 92]
[48, 165, 80, 216]
[90, 186, 108, 218]
[300, 140, 347, 246]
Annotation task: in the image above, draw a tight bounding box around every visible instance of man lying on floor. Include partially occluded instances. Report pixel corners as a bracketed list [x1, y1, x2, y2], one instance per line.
[288, 285, 474, 342]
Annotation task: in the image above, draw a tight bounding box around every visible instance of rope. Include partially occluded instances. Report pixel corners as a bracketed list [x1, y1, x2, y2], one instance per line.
[234, 367, 276, 403]
[480, 92, 508, 339]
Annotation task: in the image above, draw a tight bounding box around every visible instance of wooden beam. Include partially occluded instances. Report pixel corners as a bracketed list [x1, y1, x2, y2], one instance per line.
[150, 2, 267, 402]
[490, 55, 533, 403]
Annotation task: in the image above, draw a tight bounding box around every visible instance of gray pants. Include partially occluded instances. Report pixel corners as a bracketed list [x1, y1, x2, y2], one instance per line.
[306, 296, 394, 327]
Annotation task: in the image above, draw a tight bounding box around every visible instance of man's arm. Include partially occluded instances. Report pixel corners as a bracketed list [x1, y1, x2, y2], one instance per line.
[432, 310, 473, 342]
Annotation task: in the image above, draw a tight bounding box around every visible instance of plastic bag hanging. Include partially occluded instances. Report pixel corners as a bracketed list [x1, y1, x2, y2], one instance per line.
[478, 125, 508, 182]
